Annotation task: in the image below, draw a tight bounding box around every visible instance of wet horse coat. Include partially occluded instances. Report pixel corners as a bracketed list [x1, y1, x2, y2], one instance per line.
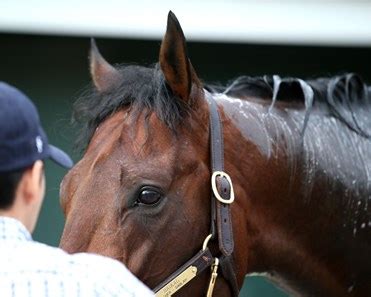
[60, 12, 371, 297]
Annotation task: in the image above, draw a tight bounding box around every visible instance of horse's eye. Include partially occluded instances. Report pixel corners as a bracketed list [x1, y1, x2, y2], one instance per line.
[137, 188, 162, 206]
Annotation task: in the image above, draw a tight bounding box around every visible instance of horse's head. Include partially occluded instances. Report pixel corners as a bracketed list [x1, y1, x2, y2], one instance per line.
[60, 12, 240, 296]
[60, 11, 371, 296]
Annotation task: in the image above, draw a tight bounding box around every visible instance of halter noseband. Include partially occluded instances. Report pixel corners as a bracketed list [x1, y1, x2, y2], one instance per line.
[153, 92, 239, 297]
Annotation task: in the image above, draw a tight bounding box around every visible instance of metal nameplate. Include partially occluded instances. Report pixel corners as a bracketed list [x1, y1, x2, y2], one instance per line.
[155, 265, 198, 297]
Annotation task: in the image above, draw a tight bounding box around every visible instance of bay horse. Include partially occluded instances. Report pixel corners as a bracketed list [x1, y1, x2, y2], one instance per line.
[59, 11, 371, 297]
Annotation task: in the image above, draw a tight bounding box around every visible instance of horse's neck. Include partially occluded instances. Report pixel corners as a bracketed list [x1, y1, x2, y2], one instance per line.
[216, 92, 371, 216]
[214, 93, 371, 296]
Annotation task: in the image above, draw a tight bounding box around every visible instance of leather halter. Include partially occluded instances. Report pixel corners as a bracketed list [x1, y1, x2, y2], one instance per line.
[153, 92, 239, 297]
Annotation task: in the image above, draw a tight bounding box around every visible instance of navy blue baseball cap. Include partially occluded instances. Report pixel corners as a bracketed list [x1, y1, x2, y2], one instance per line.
[0, 82, 73, 172]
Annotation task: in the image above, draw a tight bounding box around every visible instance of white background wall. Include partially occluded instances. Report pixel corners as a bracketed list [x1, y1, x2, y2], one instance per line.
[1, 0, 371, 46]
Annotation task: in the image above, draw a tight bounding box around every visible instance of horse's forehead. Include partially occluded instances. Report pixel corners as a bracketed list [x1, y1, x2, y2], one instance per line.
[62, 112, 165, 194]
[88, 109, 173, 153]
[66, 110, 181, 180]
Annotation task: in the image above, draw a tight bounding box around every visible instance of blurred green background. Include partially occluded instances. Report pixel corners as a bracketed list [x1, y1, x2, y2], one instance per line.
[1, 33, 370, 296]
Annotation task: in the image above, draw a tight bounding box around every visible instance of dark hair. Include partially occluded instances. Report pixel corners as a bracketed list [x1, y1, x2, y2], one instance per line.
[0, 168, 26, 209]
[73, 64, 188, 151]
[74, 67, 370, 151]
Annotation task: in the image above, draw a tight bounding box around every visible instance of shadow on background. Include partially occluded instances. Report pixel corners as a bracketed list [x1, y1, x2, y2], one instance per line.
[1, 33, 370, 296]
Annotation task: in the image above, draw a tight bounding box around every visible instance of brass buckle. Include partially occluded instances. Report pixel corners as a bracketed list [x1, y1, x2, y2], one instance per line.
[211, 171, 235, 204]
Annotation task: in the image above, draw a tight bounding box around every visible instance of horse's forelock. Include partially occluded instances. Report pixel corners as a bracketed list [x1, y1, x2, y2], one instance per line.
[73, 64, 189, 152]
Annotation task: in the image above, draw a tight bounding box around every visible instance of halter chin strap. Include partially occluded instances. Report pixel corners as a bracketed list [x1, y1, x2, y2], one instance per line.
[153, 92, 239, 297]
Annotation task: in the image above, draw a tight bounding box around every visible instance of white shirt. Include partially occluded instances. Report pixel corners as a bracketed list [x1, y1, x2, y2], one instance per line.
[0, 216, 154, 297]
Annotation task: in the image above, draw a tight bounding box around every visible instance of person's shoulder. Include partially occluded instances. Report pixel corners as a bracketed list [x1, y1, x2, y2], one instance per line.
[34, 242, 153, 296]
[70, 253, 154, 296]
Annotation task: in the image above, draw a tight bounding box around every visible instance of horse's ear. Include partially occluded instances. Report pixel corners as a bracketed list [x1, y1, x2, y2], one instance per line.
[90, 39, 121, 92]
[159, 11, 200, 103]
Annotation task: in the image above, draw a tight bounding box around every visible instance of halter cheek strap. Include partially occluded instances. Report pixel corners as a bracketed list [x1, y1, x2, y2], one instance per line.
[153, 92, 239, 297]
[207, 93, 239, 297]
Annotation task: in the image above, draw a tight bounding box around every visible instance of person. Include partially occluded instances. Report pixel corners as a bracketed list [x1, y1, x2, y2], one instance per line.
[0, 82, 154, 296]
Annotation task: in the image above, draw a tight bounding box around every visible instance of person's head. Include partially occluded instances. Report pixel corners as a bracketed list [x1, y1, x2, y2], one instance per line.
[0, 82, 73, 232]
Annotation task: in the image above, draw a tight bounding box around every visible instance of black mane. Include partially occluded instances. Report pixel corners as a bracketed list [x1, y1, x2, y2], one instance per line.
[207, 73, 371, 137]
[74, 64, 371, 150]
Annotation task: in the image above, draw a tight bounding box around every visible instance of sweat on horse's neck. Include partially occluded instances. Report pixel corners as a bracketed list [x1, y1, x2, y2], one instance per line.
[214, 93, 371, 296]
